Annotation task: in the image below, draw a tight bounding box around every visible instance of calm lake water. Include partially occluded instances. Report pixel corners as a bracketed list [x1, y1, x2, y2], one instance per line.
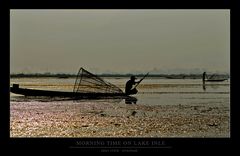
[10, 77, 230, 107]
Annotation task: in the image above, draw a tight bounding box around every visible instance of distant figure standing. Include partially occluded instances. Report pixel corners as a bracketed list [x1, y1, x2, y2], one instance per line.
[202, 72, 207, 91]
[125, 76, 140, 95]
[202, 72, 207, 82]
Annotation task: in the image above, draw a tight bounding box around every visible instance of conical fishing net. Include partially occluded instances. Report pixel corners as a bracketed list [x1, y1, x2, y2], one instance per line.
[208, 74, 228, 80]
[73, 68, 123, 94]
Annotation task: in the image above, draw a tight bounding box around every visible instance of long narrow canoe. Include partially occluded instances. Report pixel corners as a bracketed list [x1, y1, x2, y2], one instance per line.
[206, 79, 228, 82]
[10, 84, 132, 99]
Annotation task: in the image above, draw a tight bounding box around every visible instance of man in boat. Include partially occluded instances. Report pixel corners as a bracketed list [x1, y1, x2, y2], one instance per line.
[125, 76, 141, 95]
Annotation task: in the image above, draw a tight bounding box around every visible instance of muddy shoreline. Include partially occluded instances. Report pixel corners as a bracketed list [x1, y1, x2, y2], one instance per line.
[10, 101, 230, 137]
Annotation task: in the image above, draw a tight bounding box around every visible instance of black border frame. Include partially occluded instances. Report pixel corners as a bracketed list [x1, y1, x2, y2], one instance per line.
[1, 0, 239, 152]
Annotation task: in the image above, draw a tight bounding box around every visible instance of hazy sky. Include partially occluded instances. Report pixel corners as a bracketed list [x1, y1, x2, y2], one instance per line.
[10, 9, 230, 74]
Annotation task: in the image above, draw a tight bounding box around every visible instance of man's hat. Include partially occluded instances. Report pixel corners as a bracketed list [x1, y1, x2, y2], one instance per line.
[131, 76, 137, 80]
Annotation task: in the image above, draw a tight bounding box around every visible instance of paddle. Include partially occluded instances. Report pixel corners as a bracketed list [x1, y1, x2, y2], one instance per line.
[133, 72, 149, 89]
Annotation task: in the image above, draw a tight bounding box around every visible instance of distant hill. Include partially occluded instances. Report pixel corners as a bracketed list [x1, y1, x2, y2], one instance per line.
[10, 73, 230, 79]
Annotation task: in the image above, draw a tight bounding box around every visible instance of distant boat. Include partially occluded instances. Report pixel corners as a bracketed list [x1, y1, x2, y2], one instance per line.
[165, 75, 185, 79]
[58, 76, 69, 79]
[206, 79, 228, 82]
[204, 73, 228, 82]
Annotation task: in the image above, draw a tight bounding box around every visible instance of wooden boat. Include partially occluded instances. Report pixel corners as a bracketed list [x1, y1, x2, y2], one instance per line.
[10, 84, 133, 100]
[10, 68, 145, 102]
[206, 79, 228, 82]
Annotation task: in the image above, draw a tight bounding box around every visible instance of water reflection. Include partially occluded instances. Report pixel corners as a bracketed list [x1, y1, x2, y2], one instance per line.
[11, 78, 229, 106]
[202, 82, 223, 91]
[11, 95, 138, 105]
[125, 96, 138, 104]
[208, 84, 220, 90]
[202, 82, 206, 91]
[72, 98, 123, 104]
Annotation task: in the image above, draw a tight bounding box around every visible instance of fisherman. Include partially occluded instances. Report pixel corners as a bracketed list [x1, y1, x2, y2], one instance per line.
[125, 76, 140, 95]
[202, 72, 207, 91]
[202, 72, 207, 82]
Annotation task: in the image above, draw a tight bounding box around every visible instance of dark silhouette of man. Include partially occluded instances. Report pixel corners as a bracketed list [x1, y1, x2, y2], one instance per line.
[203, 72, 207, 82]
[125, 76, 140, 95]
